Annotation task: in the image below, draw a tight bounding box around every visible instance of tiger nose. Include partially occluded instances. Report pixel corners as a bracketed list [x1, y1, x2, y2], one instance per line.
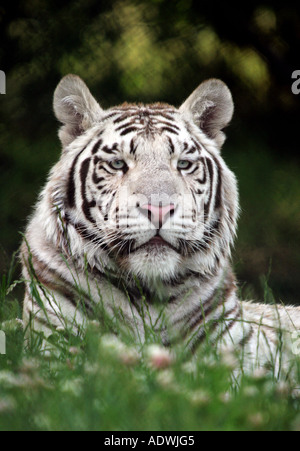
[139, 203, 175, 228]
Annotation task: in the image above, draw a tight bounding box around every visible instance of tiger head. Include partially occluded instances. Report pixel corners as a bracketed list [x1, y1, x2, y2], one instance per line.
[52, 75, 238, 285]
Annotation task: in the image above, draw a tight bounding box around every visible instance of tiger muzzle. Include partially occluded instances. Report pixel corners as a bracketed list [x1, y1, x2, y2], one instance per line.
[138, 202, 176, 229]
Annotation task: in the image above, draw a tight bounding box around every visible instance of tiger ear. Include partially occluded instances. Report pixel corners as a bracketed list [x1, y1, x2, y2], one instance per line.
[53, 74, 103, 147]
[179, 79, 234, 148]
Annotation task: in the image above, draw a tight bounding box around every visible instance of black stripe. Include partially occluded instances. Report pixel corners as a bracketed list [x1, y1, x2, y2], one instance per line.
[120, 126, 139, 136]
[191, 138, 202, 151]
[130, 138, 138, 155]
[92, 172, 105, 184]
[212, 157, 222, 210]
[196, 157, 207, 184]
[67, 145, 88, 208]
[115, 120, 136, 132]
[188, 305, 239, 353]
[239, 327, 254, 347]
[186, 146, 197, 155]
[155, 120, 180, 130]
[186, 165, 199, 175]
[202, 219, 221, 248]
[193, 187, 204, 195]
[102, 143, 118, 154]
[98, 164, 115, 175]
[91, 139, 103, 155]
[102, 111, 121, 121]
[80, 158, 96, 224]
[152, 111, 176, 120]
[204, 158, 214, 220]
[113, 111, 140, 124]
[28, 253, 94, 316]
[159, 126, 179, 135]
[69, 219, 110, 252]
[168, 137, 175, 154]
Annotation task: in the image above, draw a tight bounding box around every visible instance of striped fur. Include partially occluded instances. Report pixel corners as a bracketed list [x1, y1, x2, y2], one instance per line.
[22, 75, 300, 377]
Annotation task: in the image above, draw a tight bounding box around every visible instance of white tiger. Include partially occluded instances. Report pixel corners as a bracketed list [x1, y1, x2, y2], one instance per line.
[21, 74, 300, 377]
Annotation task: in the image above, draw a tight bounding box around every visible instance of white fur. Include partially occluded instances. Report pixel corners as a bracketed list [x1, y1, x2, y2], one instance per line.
[21, 75, 300, 380]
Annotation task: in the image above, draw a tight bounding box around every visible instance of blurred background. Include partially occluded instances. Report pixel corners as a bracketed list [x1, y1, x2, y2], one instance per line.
[0, 0, 299, 305]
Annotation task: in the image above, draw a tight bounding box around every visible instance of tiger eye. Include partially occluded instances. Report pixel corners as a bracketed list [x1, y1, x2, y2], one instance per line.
[177, 160, 192, 170]
[110, 160, 126, 170]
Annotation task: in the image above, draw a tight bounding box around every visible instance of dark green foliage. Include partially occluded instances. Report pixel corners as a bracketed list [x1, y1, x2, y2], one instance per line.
[1, 0, 299, 304]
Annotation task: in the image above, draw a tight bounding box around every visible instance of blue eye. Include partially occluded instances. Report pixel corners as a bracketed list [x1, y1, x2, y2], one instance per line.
[177, 160, 192, 170]
[110, 160, 126, 170]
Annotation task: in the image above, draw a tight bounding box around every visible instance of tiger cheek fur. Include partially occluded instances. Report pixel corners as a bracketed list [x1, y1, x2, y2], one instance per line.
[22, 74, 300, 378]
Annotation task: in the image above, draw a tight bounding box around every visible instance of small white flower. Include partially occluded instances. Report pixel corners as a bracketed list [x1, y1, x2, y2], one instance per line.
[0, 371, 18, 387]
[33, 413, 52, 430]
[243, 385, 259, 397]
[119, 347, 139, 366]
[0, 318, 24, 332]
[276, 381, 290, 397]
[0, 396, 16, 413]
[219, 391, 231, 404]
[156, 370, 175, 388]
[61, 378, 83, 396]
[69, 346, 81, 355]
[181, 361, 197, 374]
[100, 334, 139, 366]
[189, 389, 210, 406]
[221, 349, 238, 370]
[252, 367, 268, 380]
[145, 344, 174, 369]
[21, 358, 39, 373]
[100, 334, 126, 354]
[247, 412, 265, 427]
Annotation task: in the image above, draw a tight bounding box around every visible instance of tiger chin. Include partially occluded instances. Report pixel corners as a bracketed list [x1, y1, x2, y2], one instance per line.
[21, 74, 300, 378]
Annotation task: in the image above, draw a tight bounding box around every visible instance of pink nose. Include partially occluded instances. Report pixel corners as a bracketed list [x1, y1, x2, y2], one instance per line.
[139, 203, 175, 228]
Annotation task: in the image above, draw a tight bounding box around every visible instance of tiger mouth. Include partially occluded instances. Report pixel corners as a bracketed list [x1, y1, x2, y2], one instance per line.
[137, 234, 179, 253]
[148, 236, 168, 246]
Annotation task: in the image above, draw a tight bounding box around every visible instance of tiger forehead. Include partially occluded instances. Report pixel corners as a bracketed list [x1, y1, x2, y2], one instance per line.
[112, 101, 175, 113]
[102, 102, 182, 137]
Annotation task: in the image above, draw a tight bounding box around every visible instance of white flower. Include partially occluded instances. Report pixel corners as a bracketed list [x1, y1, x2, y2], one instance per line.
[145, 344, 174, 369]
[156, 370, 175, 388]
[100, 334, 126, 354]
[247, 412, 265, 427]
[69, 346, 81, 355]
[119, 347, 139, 366]
[243, 385, 259, 397]
[220, 349, 238, 370]
[276, 381, 290, 397]
[0, 318, 24, 332]
[252, 367, 268, 379]
[219, 391, 231, 404]
[61, 378, 83, 396]
[100, 334, 139, 366]
[0, 396, 16, 413]
[189, 389, 210, 406]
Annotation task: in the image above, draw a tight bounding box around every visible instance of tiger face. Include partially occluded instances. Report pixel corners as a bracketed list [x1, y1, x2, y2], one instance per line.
[53, 75, 238, 285]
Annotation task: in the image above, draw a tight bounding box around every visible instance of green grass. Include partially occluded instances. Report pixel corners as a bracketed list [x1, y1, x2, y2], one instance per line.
[1, 257, 300, 431]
